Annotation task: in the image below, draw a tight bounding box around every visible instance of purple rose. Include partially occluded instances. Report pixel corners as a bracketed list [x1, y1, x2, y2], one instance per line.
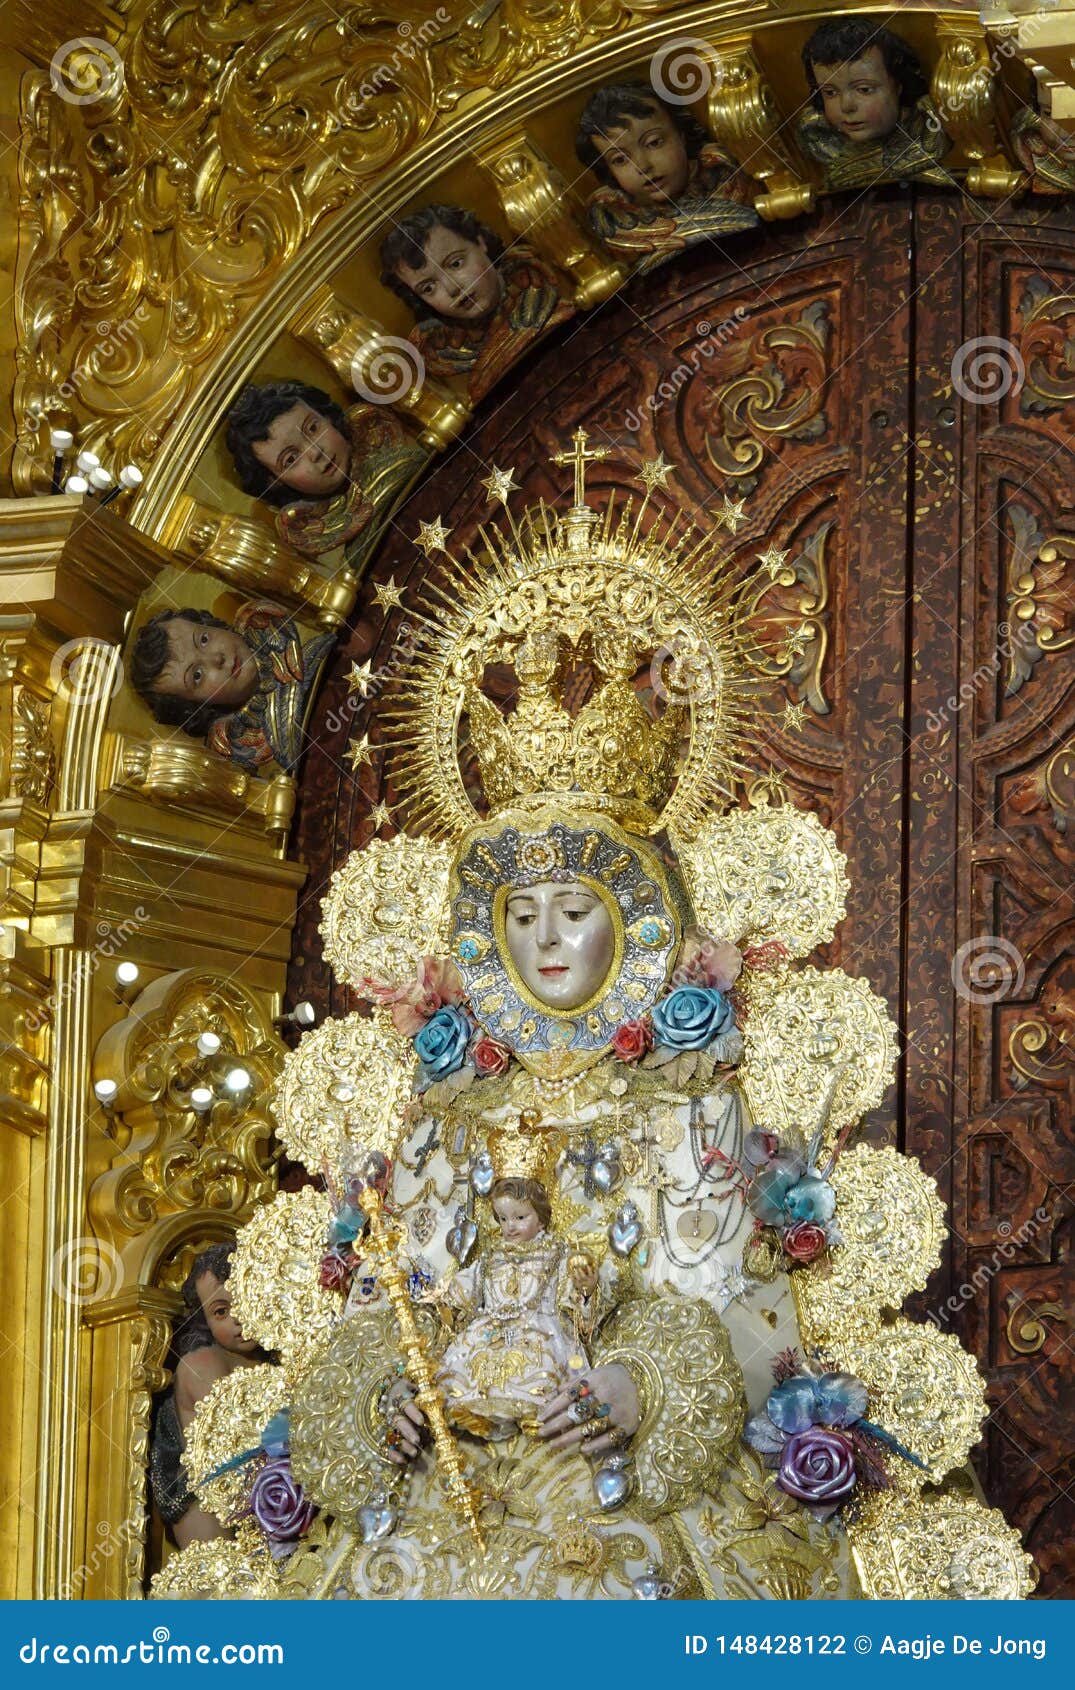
[777, 1428, 857, 1520]
[249, 1456, 316, 1542]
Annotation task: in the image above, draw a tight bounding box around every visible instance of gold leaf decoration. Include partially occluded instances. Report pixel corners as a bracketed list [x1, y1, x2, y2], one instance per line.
[837, 1318, 988, 1488]
[271, 1010, 416, 1178]
[851, 1487, 1035, 1600]
[150, 1536, 281, 1600]
[673, 803, 848, 956]
[183, 1362, 289, 1525]
[795, 1145, 946, 1342]
[739, 966, 898, 1142]
[320, 835, 452, 992]
[229, 1187, 340, 1387]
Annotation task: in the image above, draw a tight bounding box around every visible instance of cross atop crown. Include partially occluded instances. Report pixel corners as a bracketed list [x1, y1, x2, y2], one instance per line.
[551, 427, 609, 509]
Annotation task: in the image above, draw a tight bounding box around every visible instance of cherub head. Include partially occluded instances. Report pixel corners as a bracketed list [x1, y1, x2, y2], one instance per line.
[380, 205, 506, 323]
[176, 1241, 258, 1359]
[225, 381, 353, 507]
[575, 82, 710, 206]
[802, 15, 928, 144]
[131, 608, 260, 738]
[490, 1177, 551, 1244]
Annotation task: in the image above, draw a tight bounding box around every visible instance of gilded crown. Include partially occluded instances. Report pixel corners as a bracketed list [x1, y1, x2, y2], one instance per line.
[462, 618, 686, 833]
[390, 434, 754, 842]
[487, 1111, 561, 1186]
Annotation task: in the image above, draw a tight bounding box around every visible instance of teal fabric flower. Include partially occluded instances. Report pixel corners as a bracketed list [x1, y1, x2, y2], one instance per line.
[748, 1155, 836, 1227]
[650, 986, 734, 1051]
[414, 1005, 471, 1081]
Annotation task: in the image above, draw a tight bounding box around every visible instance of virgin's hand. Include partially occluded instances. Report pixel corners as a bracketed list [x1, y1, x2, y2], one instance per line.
[384, 1385, 427, 1465]
[537, 1363, 640, 1458]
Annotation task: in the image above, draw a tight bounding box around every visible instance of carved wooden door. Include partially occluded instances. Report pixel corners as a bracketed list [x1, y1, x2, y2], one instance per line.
[290, 186, 1075, 1593]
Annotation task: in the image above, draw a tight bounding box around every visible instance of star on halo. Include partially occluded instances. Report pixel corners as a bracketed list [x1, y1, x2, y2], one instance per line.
[639, 453, 675, 493]
[716, 496, 747, 534]
[368, 799, 394, 831]
[758, 543, 791, 580]
[781, 700, 807, 733]
[346, 660, 376, 699]
[344, 735, 374, 773]
[372, 576, 405, 614]
[415, 518, 451, 556]
[480, 465, 520, 505]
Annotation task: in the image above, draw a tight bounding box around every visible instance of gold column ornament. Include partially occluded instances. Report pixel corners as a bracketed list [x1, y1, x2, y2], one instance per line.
[160, 496, 358, 629]
[707, 36, 814, 222]
[932, 22, 1026, 197]
[354, 1164, 486, 1552]
[478, 134, 626, 307]
[291, 288, 470, 449]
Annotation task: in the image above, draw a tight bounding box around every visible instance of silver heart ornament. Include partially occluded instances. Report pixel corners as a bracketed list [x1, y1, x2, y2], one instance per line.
[470, 1152, 494, 1197]
[609, 1201, 643, 1257]
[357, 1502, 396, 1544]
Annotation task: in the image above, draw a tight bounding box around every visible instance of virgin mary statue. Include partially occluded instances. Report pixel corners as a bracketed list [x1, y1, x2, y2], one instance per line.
[155, 441, 1032, 1601]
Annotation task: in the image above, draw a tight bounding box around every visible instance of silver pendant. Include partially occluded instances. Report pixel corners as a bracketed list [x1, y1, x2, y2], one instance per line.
[632, 1565, 673, 1600]
[470, 1151, 494, 1197]
[357, 1501, 397, 1543]
[591, 1142, 622, 1195]
[609, 1200, 643, 1257]
[593, 1455, 632, 1511]
[446, 1208, 478, 1265]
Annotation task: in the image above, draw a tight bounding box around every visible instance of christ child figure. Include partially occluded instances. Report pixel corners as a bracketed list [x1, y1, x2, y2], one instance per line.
[576, 82, 759, 275]
[434, 1176, 605, 1438]
[379, 204, 575, 405]
[796, 14, 950, 191]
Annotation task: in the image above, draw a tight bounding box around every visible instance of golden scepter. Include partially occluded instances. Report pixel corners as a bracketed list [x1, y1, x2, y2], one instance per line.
[351, 1148, 486, 1552]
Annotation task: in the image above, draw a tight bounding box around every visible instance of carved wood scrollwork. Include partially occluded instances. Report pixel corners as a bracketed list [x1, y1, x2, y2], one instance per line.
[696, 301, 832, 494]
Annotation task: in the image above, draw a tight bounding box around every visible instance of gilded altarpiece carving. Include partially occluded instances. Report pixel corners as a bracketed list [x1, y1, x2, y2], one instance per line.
[288, 190, 1075, 1594]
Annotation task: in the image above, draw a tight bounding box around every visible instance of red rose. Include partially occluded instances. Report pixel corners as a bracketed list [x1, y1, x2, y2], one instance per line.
[319, 1249, 354, 1293]
[612, 1019, 653, 1062]
[783, 1221, 828, 1265]
[473, 1035, 510, 1077]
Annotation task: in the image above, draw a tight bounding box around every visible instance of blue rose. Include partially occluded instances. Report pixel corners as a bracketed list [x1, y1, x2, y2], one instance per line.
[650, 986, 735, 1051]
[414, 1005, 471, 1082]
[748, 1156, 836, 1227]
[784, 1174, 836, 1226]
[767, 1371, 867, 1434]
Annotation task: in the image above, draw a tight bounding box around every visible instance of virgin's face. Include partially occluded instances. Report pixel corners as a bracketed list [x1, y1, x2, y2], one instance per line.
[503, 881, 616, 1010]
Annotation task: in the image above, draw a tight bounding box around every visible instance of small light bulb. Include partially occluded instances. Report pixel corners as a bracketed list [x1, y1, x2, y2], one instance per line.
[93, 1078, 118, 1105]
[293, 1001, 316, 1027]
[50, 429, 75, 453]
[190, 1084, 214, 1112]
[118, 464, 143, 490]
[197, 1030, 221, 1057]
[116, 961, 140, 987]
[224, 1066, 251, 1093]
[64, 474, 90, 495]
[88, 466, 113, 491]
[75, 450, 100, 473]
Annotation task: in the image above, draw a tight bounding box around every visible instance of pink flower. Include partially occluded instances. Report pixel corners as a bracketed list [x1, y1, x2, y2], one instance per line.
[612, 1019, 653, 1062]
[783, 1221, 829, 1265]
[677, 929, 742, 992]
[473, 1035, 510, 1077]
[370, 956, 466, 1037]
[318, 1249, 355, 1293]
